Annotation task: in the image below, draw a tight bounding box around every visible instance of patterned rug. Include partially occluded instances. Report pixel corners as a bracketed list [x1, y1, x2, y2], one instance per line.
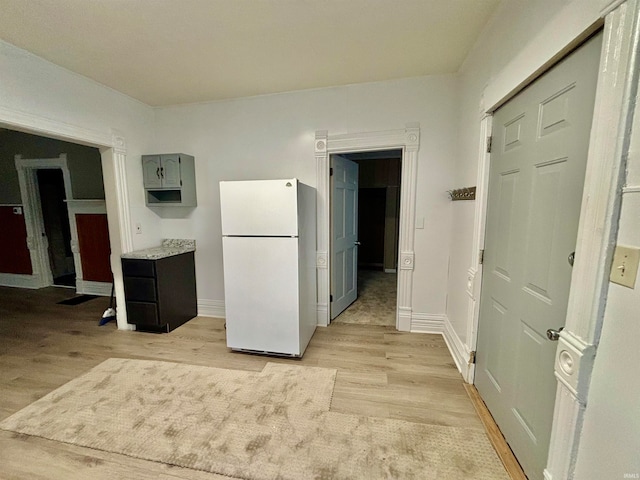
[333, 269, 397, 326]
[0, 358, 508, 479]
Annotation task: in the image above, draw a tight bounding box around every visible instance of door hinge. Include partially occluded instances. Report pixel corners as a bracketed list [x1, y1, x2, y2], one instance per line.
[486, 136, 493, 153]
[330, 294, 333, 302]
[330, 167, 333, 176]
[469, 351, 476, 365]
[479, 249, 485, 265]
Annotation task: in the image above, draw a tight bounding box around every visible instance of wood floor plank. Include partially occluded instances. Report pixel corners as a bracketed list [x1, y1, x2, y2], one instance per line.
[464, 384, 528, 480]
[0, 286, 506, 479]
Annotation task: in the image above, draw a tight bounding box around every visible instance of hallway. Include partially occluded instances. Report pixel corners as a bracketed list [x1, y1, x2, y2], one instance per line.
[333, 269, 397, 326]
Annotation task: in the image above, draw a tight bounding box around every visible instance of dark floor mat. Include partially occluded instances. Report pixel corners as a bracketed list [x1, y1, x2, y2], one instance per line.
[57, 295, 99, 305]
[54, 274, 76, 287]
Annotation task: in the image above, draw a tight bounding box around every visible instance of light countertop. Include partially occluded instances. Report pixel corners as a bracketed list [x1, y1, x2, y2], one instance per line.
[121, 239, 196, 260]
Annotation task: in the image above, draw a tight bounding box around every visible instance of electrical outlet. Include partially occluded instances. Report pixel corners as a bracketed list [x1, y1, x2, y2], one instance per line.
[610, 245, 640, 288]
[135, 223, 142, 234]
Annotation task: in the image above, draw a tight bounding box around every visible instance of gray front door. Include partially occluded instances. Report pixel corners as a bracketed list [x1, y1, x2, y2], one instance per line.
[475, 32, 602, 479]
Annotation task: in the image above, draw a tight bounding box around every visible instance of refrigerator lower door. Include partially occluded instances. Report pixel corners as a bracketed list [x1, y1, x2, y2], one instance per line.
[223, 236, 300, 355]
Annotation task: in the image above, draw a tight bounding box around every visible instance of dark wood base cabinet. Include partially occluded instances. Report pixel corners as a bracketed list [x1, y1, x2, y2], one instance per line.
[122, 252, 197, 333]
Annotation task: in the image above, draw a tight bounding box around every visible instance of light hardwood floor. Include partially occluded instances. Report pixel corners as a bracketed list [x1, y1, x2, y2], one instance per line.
[0, 286, 516, 479]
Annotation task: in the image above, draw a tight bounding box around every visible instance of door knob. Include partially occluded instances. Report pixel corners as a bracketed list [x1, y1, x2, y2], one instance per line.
[546, 327, 564, 341]
[354, 241, 361, 246]
[568, 252, 575, 267]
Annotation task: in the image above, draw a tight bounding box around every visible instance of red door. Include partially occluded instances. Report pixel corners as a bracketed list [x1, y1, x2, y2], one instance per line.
[75, 214, 112, 283]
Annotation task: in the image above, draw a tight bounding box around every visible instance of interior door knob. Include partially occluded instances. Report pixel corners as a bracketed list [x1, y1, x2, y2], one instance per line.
[354, 241, 361, 246]
[546, 327, 564, 341]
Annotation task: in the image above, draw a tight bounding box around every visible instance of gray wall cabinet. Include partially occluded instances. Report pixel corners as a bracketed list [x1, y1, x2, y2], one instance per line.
[142, 153, 197, 206]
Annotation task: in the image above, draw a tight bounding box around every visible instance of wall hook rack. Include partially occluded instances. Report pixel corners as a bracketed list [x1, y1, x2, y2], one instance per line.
[447, 186, 476, 201]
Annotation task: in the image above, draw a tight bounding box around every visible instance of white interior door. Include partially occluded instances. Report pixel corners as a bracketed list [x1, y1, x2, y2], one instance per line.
[331, 155, 359, 320]
[475, 33, 602, 478]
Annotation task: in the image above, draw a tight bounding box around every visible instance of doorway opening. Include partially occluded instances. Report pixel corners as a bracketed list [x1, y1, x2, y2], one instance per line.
[36, 169, 75, 287]
[5, 128, 113, 296]
[330, 149, 402, 327]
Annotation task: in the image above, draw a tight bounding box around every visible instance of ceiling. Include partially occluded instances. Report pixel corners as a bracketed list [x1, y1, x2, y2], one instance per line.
[0, 0, 500, 107]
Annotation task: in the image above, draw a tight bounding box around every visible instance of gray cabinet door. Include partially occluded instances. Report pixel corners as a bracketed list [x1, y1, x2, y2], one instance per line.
[142, 155, 162, 189]
[161, 154, 182, 189]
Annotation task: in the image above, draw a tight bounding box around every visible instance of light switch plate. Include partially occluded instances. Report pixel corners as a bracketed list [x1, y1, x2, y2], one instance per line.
[610, 245, 640, 288]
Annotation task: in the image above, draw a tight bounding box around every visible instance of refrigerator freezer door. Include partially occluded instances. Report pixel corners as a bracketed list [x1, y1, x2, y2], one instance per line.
[220, 179, 299, 236]
[223, 236, 300, 355]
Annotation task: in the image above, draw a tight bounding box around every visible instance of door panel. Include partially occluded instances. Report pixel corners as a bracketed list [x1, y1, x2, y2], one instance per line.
[220, 179, 299, 236]
[142, 155, 162, 189]
[76, 213, 112, 283]
[475, 32, 602, 478]
[161, 154, 181, 189]
[223, 236, 300, 354]
[0, 206, 32, 274]
[331, 155, 359, 320]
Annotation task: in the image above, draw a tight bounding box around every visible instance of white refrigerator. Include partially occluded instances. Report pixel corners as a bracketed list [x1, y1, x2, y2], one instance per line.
[220, 179, 317, 357]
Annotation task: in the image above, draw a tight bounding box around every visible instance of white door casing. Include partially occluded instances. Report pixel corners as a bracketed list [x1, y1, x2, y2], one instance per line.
[330, 155, 359, 320]
[14, 154, 74, 289]
[546, 3, 640, 479]
[475, 32, 602, 478]
[315, 125, 420, 330]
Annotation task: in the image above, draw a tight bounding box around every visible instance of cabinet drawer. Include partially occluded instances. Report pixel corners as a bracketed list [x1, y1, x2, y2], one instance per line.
[122, 259, 155, 278]
[123, 276, 157, 302]
[126, 301, 159, 326]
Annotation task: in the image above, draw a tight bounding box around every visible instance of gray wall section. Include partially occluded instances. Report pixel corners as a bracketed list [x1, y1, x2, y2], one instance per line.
[0, 129, 104, 203]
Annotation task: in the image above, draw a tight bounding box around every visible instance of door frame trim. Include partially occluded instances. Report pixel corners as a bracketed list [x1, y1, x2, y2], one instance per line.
[315, 125, 420, 330]
[468, 1, 640, 478]
[14, 154, 74, 289]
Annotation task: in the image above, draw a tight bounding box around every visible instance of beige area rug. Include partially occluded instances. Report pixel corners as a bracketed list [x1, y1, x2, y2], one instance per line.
[0, 358, 508, 479]
[334, 269, 397, 326]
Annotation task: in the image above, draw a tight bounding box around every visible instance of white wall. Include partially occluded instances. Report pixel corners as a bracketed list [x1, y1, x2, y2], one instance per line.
[448, 0, 610, 347]
[573, 75, 640, 480]
[153, 76, 458, 317]
[0, 40, 160, 251]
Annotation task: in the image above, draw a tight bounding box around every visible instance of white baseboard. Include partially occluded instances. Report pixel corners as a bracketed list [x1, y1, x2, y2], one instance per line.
[197, 299, 225, 318]
[397, 307, 412, 331]
[410, 313, 445, 333]
[0, 273, 42, 289]
[443, 316, 471, 381]
[76, 280, 111, 296]
[410, 312, 472, 381]
[316, 303, 328, 326]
